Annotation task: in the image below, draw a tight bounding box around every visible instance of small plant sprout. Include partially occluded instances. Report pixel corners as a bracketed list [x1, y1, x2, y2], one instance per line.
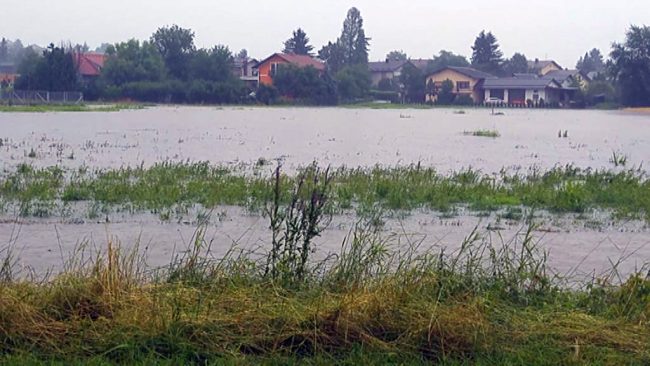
[610, 150, 628, 167]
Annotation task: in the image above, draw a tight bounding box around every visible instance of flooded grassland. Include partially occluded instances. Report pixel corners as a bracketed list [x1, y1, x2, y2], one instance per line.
[1, 106, 648, 276]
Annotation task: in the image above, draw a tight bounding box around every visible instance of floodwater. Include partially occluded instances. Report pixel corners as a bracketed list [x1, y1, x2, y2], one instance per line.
[0, 106, 648, 172]
[1, 106, 649, 278]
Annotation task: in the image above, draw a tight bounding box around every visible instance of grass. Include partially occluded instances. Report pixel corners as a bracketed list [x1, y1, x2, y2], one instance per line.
[0, 216, 648, 365]
[0, 103, 145, 113]
[1, 170, 648, 364]
[1, 162, 649, 220]
[463, 129, 501, 138]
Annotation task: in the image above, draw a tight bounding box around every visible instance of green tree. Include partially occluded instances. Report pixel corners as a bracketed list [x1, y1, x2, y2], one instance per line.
[503, 53, 528, 75]
[436, 79, 455, 104]
[609, 25, 650, 106]
[386, 50, 407, 61]
[471, 31, 503, 75]
[101, 39, 166, 86]
[576, 48, 605, 74]
[0, 38, 8, 63]
[320, 7, 370, 71]
[151, 25, 196, 80]
[272, 64, 337, 105]
[429, 50, 470, 71]
[15, 44, 79, 91]
[318, 41, 345, 73]
[283, 28, 314, 55]
[190, 45, 235, 82]
[399, 63, 425, 103]
[335, 64, 370, 101]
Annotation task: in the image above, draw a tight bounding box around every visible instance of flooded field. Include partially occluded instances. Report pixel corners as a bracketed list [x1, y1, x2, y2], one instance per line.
[1, 106, 649, 277]
[0, 106, 648, 172]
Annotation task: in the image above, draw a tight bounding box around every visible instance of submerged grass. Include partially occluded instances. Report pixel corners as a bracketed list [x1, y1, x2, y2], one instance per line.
[0, 104, 145, 113]
[463, 129, 501, 138]
[1, 162, 649, 220]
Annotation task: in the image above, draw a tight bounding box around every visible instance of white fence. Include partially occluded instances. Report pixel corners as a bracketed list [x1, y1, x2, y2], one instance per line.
[0, 90, 84, 105]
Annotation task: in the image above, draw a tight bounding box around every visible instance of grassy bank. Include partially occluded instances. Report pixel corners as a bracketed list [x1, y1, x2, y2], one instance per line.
[1, 168, 648, 365]
[0, 219, 648, 365]
[0, 104, 145, 113]
[1, 162, 648, 220]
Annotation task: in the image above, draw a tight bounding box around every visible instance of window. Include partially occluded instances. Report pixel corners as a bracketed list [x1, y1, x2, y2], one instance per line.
[270, 63, 279, 76]
[457, 81, 470, 90]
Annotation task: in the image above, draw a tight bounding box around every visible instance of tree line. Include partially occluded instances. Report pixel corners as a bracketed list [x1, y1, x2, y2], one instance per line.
[2, 11, 649, 107]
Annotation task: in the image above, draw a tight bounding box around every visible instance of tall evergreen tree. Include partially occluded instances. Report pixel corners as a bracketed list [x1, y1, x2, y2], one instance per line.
[283, 28, 314, 55]
[340, 7, 369, 65]
[471, 30, 503, 74]
[503, 53, 528, 75]
[0, 38, 8, 63]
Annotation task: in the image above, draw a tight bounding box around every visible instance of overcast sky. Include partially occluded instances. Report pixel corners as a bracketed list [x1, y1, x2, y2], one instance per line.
[3, 0, 649, 68]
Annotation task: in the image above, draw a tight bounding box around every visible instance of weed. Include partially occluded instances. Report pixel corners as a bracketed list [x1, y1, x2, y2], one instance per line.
[610, 150, 628, 167]
[463, 129, 500, 138]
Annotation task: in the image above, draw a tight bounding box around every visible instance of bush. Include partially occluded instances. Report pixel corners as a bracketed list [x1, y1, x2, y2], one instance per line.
[453, 95, 474, 106]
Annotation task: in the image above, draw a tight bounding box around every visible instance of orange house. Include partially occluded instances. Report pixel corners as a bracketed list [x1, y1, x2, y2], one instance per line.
[256, 53, 325, 86]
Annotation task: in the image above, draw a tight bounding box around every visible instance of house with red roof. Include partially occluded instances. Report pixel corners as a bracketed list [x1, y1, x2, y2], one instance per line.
[256, 53, 325, 86]
[74, 52, 107, 83]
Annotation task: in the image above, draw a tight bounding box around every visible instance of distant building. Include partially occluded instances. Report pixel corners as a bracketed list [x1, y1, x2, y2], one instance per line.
[425, 66, 495, 103]
[232, 57, 259, 88]
[256, 53, 325, 86]
[542, 69, 591, 89]
[368, 59, 409, 87]
[74, 52, 107, 83]
[527, 59, 562, 76]
[0, 63, 18, 88]
[483, 77, 563, 105]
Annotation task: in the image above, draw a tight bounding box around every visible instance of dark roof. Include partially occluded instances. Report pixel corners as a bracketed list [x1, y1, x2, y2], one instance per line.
[409, 59, 432, 70]
[256, 53, 325, 71]
[427, 66, 495, 80]
[0, 63, 17, 74]
[483, 77, 561, 89]
[368, 60, 408, 72]
[527, 60, 562, 71]
[542, 69, 591, 82]
[513, 73, 539, 79]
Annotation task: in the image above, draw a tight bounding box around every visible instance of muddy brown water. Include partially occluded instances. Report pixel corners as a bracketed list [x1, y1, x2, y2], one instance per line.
[1, 106, 649, 278]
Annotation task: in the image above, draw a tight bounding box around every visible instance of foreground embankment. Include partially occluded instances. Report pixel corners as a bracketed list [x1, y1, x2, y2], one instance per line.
[0, 222, 648, 365]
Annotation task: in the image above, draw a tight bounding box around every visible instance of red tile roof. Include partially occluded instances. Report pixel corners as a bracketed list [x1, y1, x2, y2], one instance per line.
[258, 53, 325, 71]
[75, 52, 107, 77]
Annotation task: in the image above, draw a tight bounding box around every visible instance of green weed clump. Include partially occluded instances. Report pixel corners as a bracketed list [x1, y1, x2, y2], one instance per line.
[463, 129, 501, 138]
[1, 163, 649, 220]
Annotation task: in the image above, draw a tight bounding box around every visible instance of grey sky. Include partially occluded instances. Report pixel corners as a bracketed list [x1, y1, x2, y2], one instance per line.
[3, 0, 649, 68]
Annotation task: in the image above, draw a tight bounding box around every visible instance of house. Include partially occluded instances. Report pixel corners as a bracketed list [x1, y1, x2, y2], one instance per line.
[542, 69, 591, 89]
[527, 59, 562, 76]
[232, 57, 259, 88]
[483, 76, 563, 105]
[368, 59, 409, 86]
[424, 66, 495, 103]
[256, 53, 325, 86]
[0, 63, 18, 88]
[74, 52, 107, 83]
